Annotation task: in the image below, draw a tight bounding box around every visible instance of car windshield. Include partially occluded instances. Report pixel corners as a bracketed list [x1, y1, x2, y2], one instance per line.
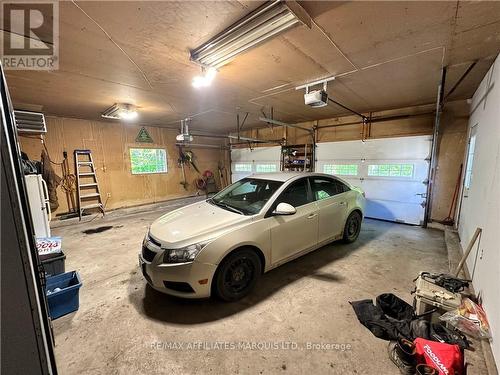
[209, 178, 283, 215]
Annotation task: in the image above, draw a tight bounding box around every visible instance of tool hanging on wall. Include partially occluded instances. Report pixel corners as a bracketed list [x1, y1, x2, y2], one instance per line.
[41, 148, 62, 211]
[184, 150, 200, 173]
[178, 147, 202, 190]
[217, 161, 228, 189]
[195, 170, 218, 196]
[74, 149, 105, 220]
[60, 151, 77, 213]
[177, 146, 189, 190]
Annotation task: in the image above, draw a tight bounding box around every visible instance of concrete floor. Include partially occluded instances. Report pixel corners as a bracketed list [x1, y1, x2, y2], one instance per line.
[51, 197, 488, 374]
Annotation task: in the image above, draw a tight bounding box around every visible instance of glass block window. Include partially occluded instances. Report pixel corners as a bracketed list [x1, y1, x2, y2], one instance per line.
[368, 164, 414, 178]
[323, 164, 358, 176]
[255, 164, 277, 173]
[234, 163, 252, 172]
[129, 148, 167, 174]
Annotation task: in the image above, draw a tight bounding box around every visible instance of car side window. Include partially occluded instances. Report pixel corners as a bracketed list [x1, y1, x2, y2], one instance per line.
[275, 178, 312, 208]
[311, 177, 350, 201]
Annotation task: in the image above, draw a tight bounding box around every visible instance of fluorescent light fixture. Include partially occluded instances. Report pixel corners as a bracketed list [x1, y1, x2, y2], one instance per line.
[101, 103, 138, 121]
[190, 1, 309, 68]
[192, 67, 217, 88]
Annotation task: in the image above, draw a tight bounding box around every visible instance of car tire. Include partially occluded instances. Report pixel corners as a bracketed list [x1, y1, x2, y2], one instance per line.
[342, 211, 362, 243]
[213, 248, 262, 302]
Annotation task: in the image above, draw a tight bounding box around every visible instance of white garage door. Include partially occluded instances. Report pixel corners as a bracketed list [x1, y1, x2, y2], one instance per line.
[316, 136, 431, 225]
[231, 146, 281, 183]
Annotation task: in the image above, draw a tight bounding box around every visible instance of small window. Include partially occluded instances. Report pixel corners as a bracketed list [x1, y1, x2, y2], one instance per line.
[323, 164, 358, 176]
[234, 163, 252, 172]
[311, 177, 349, 201]
[276, 178, 311, 208]
[130, 148, 167, 174]
[368, 164, 414, 178]
[464, 134, 476, 189]
[255, 164, 277, 173]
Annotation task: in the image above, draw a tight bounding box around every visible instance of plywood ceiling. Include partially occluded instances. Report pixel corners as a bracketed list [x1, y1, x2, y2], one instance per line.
[3, 1, 500, 133]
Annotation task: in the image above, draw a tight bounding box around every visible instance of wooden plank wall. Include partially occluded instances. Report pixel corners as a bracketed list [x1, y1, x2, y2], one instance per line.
[18, 101, 467, 222]
[19, 117, 229, 216]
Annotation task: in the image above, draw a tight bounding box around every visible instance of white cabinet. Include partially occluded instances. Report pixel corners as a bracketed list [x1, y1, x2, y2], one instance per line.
[24, 174, 51, 238]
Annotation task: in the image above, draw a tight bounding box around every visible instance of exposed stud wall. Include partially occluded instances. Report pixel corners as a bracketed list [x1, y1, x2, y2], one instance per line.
[19, 117, 229, 216]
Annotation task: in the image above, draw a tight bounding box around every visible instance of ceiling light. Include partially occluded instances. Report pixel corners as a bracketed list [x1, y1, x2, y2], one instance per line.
[101, 103, 138, 121]
[190, 1, 310, 68]
[119, 110, 138, 121]
[192, 67, 217, 88]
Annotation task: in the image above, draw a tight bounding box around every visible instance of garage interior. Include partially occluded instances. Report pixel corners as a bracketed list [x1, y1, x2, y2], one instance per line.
[1, 1, 500, 374]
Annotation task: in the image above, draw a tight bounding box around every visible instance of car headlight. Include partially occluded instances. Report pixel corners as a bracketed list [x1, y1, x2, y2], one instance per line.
[162, 241, 210, 264]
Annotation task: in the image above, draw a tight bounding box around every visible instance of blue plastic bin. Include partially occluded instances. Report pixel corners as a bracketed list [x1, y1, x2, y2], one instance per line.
[46, 271, 82, 319]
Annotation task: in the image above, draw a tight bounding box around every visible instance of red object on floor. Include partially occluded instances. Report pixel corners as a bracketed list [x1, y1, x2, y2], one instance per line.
[414, 338, 464, 375]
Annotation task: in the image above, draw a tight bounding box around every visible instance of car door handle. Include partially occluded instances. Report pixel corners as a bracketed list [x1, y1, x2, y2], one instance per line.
[339, 201, 347, 205]
[307, 213, 318, 219]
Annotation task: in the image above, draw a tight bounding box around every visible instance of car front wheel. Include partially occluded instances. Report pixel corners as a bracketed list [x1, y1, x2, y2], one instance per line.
[342, 211, 362, 243]
[213, 248, 261, 302]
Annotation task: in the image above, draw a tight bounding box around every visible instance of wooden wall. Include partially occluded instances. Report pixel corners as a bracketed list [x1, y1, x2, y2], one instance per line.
[19, 117, 229, 216]
[19, 100, 468, 223]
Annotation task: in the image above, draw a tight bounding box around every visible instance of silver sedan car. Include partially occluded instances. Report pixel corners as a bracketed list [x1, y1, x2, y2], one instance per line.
[139, 172, 365, 301]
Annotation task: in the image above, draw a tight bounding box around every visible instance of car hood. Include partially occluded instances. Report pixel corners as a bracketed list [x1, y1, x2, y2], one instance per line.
[149, 200, 251, 247]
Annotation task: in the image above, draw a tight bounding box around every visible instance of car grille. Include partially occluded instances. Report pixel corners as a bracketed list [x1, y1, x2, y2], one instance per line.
[142, 246, 157, 263]
[163, 281, 195, 293]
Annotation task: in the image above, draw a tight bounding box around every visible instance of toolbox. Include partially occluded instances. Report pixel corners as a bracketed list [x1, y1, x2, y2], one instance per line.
[413, 272, 462, 315]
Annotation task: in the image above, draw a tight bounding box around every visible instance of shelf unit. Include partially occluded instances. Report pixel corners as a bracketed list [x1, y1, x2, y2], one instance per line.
[280, 144, 315, 172]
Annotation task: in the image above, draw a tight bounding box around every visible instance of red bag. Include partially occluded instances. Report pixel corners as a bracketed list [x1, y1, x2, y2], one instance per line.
[414, 338, 464, 375]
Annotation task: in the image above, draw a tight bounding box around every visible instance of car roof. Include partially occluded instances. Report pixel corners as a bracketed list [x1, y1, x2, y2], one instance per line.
[249, 172, 333, 182]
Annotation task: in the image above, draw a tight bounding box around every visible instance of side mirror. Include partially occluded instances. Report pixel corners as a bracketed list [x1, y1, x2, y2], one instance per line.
[273, 202, 296, 216]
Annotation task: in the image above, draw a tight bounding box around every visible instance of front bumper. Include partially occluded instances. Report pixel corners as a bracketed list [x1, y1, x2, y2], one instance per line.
[138, 252, 217, 299]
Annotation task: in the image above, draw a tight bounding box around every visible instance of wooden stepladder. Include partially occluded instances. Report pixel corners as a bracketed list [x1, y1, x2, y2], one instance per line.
[74, 150, 105, 220]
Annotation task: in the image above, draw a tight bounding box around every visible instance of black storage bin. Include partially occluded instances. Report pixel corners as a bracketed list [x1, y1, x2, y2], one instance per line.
[40, 251, 66, 276]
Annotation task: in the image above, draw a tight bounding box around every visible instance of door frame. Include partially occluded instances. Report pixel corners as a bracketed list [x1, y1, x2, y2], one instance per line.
[456, 123, 478, 230]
